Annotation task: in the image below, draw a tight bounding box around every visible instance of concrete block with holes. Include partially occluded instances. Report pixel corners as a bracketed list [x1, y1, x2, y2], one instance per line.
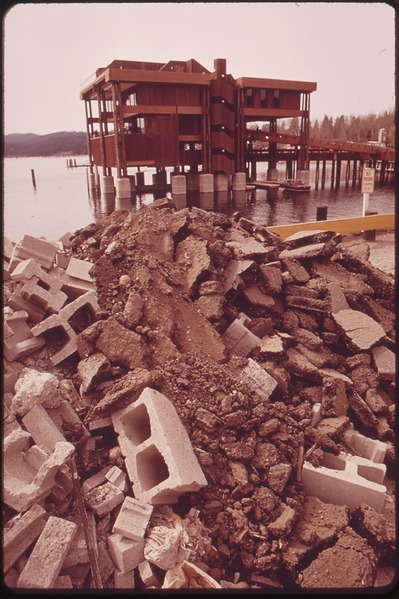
[11, 258, 68, 313]
[3, 429, 75, 512]
[302, 451, 387, 512]
[343, 425, 387, 464]
[22, 403, 66, 452]
[112, 387, 207, 505]
[3, 309, 45, 361]
[31, 291, 99, 364]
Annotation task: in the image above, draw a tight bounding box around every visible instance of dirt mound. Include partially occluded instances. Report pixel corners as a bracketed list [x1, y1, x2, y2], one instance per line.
[3, 200, 396, 590]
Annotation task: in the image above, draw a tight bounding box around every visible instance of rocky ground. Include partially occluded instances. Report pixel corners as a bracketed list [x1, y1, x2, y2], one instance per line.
[3, 201, 396, 591]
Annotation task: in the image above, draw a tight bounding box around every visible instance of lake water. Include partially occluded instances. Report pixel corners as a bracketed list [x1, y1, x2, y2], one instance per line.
[3, 155, 395, 244]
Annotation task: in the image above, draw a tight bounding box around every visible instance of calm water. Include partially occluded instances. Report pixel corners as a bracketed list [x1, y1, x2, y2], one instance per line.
[3, 156, 395, 244]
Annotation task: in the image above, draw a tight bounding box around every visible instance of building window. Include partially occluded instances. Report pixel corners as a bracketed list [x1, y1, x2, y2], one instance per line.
[126, 92, 137, 106]
[273, 90, 280, 108]
[137, 117, 145, 133]
[246, 88, 253, 107]
[260, 89, 267, 108]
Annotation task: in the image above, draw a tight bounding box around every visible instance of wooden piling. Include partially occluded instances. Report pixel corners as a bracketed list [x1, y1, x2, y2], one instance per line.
[31, 169, 36, 188]
[330, 157, 335, 188]
[315, 160, 319, 189]
[321, 160, 326, 189]
[335, 158, 341, 189]
[352, 160, 357, 186]
[345, 160, 350, 186]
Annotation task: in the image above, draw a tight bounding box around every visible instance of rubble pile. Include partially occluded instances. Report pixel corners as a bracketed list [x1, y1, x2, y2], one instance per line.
[2, 200, 396, 590]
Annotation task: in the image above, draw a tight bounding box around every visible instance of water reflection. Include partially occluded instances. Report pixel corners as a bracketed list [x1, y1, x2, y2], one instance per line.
[100, 192, 115, 216]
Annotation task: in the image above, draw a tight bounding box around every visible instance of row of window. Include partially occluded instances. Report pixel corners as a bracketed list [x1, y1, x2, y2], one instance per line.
[245, 88, 280, 108]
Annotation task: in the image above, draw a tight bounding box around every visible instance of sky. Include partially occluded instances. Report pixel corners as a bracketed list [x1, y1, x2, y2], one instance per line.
[3, 2, 396, 135]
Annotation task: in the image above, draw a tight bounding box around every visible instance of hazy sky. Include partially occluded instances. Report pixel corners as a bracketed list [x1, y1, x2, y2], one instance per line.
[3, 2, 395, 135]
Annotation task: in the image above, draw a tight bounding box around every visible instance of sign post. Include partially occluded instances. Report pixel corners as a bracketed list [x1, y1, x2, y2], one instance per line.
[361, 167, 375, 216]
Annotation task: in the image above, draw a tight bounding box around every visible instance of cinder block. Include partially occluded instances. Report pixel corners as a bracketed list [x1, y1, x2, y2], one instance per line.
[343, 425, 387, 463]
[3, 430, 75, 512]
[7, 286, 46, 323]
[108, 534, 145, 573]
[81, 466, 111, 495]
[3, 504, 47, 573]
[22, 403, 66, 452]
[112, 387, 207, 505]
[242, 358, 278, 401]
[84, 481, 124, 517]
[302, 451, 387, 512]
[105, 465, 128, 492]
[17, 516, 77, 588]
[112, 496, 153, 541]
[31, 291, 100, 364]
[222, 318, 261, 357]
[14, 235, 58, 271]
[4, 236, 15, 261]
[46, 399, 90, 448]
[11, 259, 68, 312]
[3, 309, 45, 361]
[61, 257, 95, 298]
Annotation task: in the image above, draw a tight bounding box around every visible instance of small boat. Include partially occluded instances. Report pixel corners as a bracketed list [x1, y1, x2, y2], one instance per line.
[279, 179, 311, 192]
[252, 180, 280, 190]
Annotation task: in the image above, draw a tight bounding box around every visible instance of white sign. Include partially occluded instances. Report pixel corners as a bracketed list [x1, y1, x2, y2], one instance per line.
[361, 168, 375, 194]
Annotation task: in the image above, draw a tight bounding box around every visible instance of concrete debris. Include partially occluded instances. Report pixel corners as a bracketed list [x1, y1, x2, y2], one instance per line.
[2, 204, 395, 590]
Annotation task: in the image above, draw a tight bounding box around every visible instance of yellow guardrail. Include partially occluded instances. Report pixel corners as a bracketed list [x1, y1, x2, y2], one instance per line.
[267, 213, 395, 240]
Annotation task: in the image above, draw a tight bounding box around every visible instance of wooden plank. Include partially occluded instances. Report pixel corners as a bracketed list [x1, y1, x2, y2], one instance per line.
[236, 77, 317, 92]
[243, 108, 303, 118]
[107, 68, 211, 86]
[267, 214, 395, 240]
[123, 105, 177, 116]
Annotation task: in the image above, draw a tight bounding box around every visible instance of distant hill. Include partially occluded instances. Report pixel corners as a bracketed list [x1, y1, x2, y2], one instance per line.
[4, 131, 88, 157]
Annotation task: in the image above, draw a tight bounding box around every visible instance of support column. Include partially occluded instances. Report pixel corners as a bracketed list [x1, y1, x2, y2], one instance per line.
[171, 175, 187, 195]
[100, 174, 115, 195]
[199, 173, 214, 193]
[297, 170, 310, 185]
[116, 178, 131, 200]
[232, 172, 246, 191]
[214, 173, 228, 191]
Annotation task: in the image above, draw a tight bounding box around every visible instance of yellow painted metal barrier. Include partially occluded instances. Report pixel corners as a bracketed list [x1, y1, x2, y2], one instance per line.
[267, 213, 395, 240]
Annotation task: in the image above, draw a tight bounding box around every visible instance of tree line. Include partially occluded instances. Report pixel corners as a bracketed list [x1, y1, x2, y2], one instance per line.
[279, 109, 395, 145]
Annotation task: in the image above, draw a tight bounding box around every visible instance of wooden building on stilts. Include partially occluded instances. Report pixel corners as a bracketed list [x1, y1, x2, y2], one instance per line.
[80, 57, 317, 195]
